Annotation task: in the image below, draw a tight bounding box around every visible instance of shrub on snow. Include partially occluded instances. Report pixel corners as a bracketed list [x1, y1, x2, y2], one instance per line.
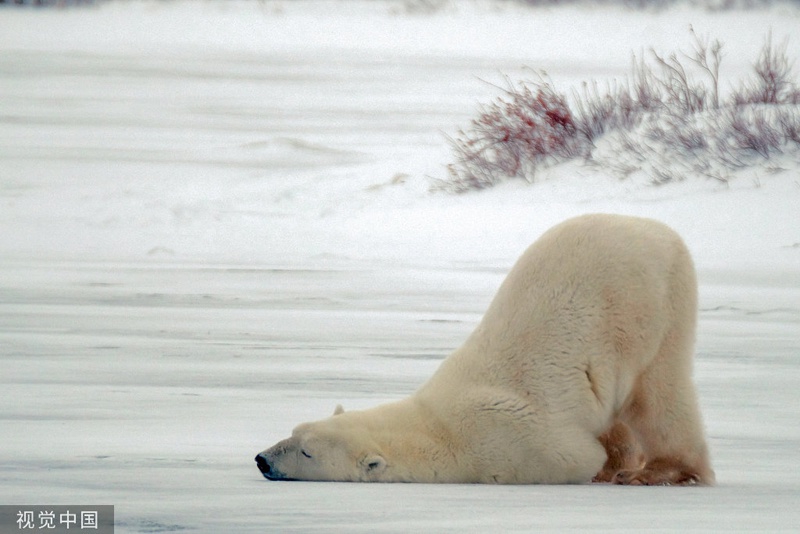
[438, 32, 800, 192]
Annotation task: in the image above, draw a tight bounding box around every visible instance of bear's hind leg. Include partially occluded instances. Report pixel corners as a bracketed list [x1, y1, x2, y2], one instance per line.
[614, 457, 707, 486]
[593, 420, 644, 483]
[615, 323, 714, 486]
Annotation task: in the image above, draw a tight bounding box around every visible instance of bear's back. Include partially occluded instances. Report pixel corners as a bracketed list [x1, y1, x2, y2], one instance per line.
[482, 213, 691, 340]
[422, 214, 695, 422]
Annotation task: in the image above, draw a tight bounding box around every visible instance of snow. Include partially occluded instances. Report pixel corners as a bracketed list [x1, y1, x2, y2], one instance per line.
[1, 0, 799, 532]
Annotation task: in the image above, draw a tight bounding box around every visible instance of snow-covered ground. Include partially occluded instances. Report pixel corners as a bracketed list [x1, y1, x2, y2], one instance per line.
[1, 1, 799, 532]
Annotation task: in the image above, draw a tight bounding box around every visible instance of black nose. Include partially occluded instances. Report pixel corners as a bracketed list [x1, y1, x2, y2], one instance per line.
[255, 454, 271, 476]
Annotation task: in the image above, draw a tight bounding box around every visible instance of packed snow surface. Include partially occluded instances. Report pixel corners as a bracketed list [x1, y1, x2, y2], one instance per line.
[1, 1, 799, 532]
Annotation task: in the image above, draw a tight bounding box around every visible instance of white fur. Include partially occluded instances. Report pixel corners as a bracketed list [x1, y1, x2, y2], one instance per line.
[256, 214, 714, 485]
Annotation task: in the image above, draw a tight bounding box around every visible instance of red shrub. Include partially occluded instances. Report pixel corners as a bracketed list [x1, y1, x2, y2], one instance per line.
[443, 80, 587, 192]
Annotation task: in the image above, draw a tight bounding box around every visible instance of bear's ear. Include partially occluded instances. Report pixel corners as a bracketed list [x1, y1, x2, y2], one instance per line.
[361, 455, 386, 476]
[333, 404, 345, 416]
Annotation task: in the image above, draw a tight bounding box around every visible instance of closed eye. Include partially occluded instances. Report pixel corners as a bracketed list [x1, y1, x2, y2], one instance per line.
[301, 450, 312, 459]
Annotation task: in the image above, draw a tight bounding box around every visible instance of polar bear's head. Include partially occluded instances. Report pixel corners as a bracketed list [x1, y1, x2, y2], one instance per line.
[255, 405, 388, 482]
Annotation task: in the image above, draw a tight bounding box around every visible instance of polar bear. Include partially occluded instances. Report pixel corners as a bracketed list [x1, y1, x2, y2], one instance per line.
[255, 214, 714, 485]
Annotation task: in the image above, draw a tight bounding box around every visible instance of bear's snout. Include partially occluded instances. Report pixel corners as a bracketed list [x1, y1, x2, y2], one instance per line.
[255, 454, 273, 479]
[255, 452, 292, 481]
